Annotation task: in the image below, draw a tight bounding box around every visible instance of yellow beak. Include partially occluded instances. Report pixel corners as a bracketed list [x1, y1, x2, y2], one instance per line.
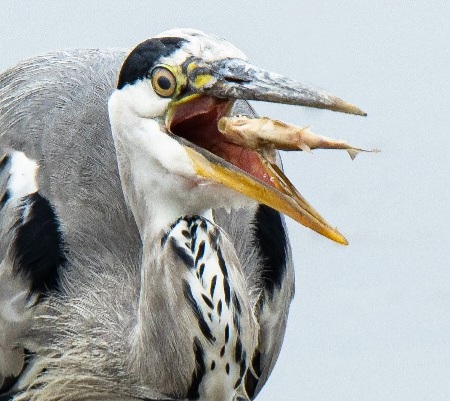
[182, 143, 348, 245]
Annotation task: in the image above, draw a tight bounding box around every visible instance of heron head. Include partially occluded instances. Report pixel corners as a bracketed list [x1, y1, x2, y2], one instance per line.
[109, 28, 366, 244]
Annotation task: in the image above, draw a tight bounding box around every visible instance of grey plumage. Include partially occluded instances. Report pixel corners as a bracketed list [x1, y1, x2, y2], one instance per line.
[0, 47, 294, 400]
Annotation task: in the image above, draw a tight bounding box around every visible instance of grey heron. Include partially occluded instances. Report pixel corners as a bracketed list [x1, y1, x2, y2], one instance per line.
[0, 29, 365, 401]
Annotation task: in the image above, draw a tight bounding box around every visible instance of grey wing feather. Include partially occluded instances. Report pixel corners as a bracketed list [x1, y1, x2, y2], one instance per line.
[0, 51, 139, 396]
[0, 50, 294, 398]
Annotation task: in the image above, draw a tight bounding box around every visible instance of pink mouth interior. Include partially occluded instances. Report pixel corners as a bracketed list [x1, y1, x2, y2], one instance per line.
[168, 96, 274, 187]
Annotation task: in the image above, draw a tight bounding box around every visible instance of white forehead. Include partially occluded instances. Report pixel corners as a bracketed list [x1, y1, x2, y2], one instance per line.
[155, 28, 248, 65]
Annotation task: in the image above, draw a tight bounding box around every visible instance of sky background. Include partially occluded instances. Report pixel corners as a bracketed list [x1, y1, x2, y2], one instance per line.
[1, 1, 449, 400]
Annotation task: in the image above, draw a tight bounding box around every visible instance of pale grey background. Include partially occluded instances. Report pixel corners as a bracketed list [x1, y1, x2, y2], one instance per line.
[1, 1, 449, 400]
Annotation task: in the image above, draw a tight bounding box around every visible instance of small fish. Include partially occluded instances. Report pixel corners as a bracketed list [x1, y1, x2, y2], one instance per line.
[218, 116, 379, 160]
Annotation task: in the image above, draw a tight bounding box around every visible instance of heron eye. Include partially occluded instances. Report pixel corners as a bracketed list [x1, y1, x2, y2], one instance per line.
[151, 67, 177, 98]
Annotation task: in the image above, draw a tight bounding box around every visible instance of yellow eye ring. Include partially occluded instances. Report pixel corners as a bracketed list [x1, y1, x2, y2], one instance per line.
[151, 67, 177, 98]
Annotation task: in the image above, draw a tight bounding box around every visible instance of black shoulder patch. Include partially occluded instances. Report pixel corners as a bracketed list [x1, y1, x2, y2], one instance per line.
[12, 193, 66, 295]
[117, 37, 187, 89]
[254, 205, 288, 296]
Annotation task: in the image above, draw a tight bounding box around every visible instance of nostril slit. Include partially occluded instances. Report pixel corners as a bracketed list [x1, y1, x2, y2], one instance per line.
[223, 76, 251, 84]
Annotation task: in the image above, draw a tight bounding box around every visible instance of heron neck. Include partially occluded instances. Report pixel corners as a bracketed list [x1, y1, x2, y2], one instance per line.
[110, 117, 213, 241]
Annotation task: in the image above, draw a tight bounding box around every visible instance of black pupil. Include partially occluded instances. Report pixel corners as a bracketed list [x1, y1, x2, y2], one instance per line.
[157, 75, 172, 90]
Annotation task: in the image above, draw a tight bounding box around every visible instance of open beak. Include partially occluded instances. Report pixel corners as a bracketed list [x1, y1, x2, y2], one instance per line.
[166, 58, 367, 245]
